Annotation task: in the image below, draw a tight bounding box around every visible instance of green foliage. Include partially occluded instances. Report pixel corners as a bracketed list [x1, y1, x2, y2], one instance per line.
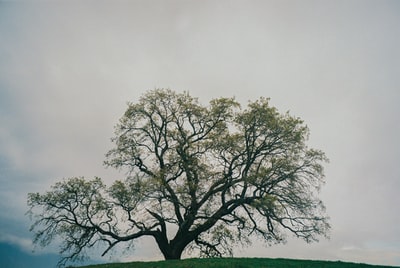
[28, 89, 330, 267]
[27, 177, 112, 266]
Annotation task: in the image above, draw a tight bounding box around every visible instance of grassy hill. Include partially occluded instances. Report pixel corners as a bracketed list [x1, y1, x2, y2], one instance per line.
[76, 258, 397, 268]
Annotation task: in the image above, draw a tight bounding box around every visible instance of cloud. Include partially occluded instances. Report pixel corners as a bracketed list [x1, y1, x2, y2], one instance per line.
[1, 0, 400, 266]
[338, 246, 400, 266]
[0, 234, 34, 254]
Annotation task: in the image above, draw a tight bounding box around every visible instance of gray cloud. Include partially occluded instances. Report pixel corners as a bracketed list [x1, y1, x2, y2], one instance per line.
[1, 0, 400, 265]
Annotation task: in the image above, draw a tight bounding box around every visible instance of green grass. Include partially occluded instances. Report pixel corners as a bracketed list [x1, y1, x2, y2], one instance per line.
[76, 258, 397, 268]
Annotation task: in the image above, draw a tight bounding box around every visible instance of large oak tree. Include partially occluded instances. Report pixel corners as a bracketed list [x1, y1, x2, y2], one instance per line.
[28, 89, 329, 267]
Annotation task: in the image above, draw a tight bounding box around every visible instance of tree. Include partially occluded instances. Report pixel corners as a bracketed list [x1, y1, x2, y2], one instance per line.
[28, 89, 330, 267]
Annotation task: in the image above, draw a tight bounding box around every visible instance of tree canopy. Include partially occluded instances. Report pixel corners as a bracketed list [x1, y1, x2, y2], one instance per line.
[28, 89, 329, 267]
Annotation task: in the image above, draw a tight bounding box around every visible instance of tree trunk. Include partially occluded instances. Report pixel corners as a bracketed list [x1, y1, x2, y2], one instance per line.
[157, 240, 186, 260]
[154, 233, 186, 260]
[161, 248, 183, 260]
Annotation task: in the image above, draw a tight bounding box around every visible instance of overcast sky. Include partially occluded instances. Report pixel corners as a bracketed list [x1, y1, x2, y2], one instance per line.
[1, 0, 400, 266]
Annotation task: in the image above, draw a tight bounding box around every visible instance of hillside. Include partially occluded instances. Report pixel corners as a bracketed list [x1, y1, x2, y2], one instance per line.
[76, 258, 397, 268]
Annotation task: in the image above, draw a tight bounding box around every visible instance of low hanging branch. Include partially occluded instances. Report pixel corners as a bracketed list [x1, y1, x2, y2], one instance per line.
[28, 89, 330, 267]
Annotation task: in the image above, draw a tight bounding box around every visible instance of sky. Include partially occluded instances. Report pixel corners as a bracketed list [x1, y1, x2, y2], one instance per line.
[1, 0, 400, 266]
